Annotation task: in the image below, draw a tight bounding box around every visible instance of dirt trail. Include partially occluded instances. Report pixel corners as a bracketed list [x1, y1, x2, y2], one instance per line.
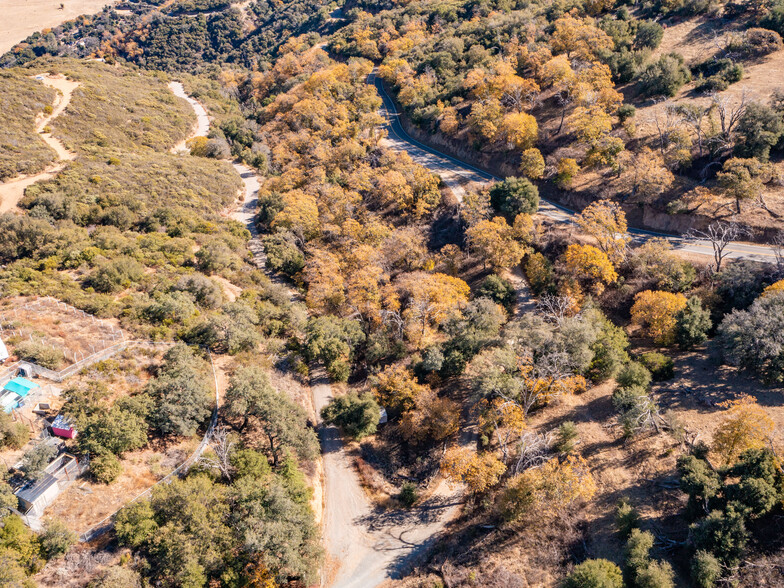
[168, 81, 211, 153]
[0, 74, 80, 213]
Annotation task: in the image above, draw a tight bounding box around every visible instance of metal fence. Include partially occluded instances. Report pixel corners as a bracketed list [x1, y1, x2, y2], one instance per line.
[77, 351, 220, 543]
[0, 296, 126, 378]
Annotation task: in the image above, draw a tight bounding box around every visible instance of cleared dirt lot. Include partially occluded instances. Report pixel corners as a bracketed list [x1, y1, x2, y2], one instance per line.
[0, 0, 116, 55]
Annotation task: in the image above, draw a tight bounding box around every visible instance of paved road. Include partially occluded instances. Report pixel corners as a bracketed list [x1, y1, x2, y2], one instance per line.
[369, 73, 779, 265]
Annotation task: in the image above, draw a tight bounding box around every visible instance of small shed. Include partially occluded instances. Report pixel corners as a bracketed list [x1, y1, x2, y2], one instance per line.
[51, 415, 77, 439]
[15, 453, 79, 515]
[0, 339, 8, 362]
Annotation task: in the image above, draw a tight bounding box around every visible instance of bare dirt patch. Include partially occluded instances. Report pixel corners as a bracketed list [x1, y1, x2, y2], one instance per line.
[0, 0, 117, 55]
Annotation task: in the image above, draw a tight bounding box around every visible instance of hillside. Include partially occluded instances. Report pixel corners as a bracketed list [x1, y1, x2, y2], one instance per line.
[1, 1, 784, 588]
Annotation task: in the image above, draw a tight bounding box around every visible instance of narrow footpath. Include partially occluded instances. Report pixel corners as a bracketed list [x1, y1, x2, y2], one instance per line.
[0, 74, 80, 213]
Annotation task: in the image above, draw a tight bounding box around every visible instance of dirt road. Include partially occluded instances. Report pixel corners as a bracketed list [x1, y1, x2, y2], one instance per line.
[172, 82, 469, 588]
[168, 81, 210, 152]
[370, 72, 779, 265]
[0, 74, 80, 213]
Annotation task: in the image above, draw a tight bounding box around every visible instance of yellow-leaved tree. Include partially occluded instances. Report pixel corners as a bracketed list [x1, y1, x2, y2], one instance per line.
[304, 248, 345, 314]
[499, 111, 538, 151]
[500, 456, 597, 521]
[562, 244, 618, 295]
[396, 272, 470, 345]
[713, 395, 774, 465]
[576, 200, 630, 264]
[630, 290, 687, 345]
[762, 279, 784, 297]
[441, 447, 506, 494]
[372, 364, 427, 413]
[551, 15, 614, 61]
[466, 216, 531, 270]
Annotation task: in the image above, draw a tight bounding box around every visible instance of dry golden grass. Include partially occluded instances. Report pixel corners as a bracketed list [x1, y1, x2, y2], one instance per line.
[0, 0, 118, 55]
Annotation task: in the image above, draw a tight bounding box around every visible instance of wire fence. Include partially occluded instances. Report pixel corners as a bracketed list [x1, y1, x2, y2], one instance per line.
[77, 351, 220, 543]
[0, 296, 126, 376]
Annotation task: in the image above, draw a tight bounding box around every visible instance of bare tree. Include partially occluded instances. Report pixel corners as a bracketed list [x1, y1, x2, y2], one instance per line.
[198, 426, 236, 481]
[536, 294, 573, 326]
[674, 103, 711, 158]
[688, 221, 747, 272]
[772, 231, 784, 277]
[497, 350, 574, 417]
[513, 431, 553, 475]
[710, 90, 749, 154]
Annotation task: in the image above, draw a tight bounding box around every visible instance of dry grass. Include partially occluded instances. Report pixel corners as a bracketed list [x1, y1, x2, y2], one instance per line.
[0, 0, 118, 55]
[0, 296, 123, 365]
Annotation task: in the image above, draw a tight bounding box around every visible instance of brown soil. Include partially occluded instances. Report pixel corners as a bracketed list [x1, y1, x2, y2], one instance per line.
[0, 0, 117, 55]
[0, 296, 123, 366]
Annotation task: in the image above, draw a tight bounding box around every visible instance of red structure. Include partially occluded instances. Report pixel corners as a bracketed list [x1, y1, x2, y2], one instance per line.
[51, 414, 77, 439]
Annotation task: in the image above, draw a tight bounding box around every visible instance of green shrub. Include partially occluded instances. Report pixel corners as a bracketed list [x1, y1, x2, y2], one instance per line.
[320, 392, 380, 440]
[554, 421, 579, 455]
[691, 508, 748, 566]
[90, 257, 145, 293]
[639, 352, 674, 381]
[91, 453, 123, 484]
[690, 550, 721, 588]
[477, 274, 516, 310]
[489, 177, 539, 220]
[616, 362, 652, 390]
[14, 340, 64, 370]
[634, 560, 675, 588]
[674, 297, 711, 350]
[634, 21, 664, 49]
[40, 518, 77, 559]
[562, 559, 623, 588]
[693, 58, 743, 94]
[616, 498, 641, 538]
[399, 482, 418, 508]
[638, 53, 691, 98]
[262, 232, 305, 276]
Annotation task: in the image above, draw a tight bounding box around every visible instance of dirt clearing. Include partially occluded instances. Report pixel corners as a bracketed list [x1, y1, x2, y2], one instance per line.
[0, 0, 117, 55]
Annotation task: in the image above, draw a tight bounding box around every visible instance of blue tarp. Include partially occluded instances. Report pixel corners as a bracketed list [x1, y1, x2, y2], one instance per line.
[4, 377, 39, 397]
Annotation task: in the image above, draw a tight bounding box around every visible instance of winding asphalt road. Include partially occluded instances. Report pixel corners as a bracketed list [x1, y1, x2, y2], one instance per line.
[369, 73, 779, 265]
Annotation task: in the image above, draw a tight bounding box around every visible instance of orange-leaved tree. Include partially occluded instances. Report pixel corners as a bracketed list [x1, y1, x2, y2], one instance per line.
[441, 447, 506, 494]
[630, 290, 687, 345]
[713, 395, 774, 465]
[400, 388, 460, 445]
